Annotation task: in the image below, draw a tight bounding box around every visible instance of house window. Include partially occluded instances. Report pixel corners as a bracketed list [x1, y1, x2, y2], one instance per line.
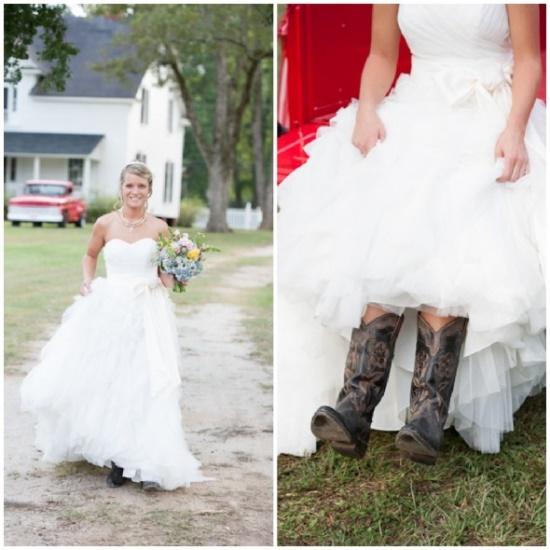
[140, 88, 149, 124]
[68, 158, 84, 188]
[135, 152, 147, 163]
[12, 86, 17, 111]
[163, 161, 174, 202]
[4, 157, 17, 181]
[168, 99, 173, 133]
[10, 158, 17, 181]
[4, 87, 8, 121]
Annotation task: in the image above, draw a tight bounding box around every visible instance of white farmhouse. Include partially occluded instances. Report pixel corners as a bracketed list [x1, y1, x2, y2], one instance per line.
[4, 15, 187, 222]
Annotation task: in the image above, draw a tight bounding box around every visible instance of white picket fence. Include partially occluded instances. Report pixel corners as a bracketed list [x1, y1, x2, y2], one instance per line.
[193, 202, 263, 230]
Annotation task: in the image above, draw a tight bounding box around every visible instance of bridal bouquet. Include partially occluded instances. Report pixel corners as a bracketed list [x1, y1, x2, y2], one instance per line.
[156, 229, 219, 292]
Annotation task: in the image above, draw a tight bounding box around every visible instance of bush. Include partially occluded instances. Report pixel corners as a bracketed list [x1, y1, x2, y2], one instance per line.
[86, 196, 118, 223]
[4, 195, 11, 220]
[179, 197, 206, 228]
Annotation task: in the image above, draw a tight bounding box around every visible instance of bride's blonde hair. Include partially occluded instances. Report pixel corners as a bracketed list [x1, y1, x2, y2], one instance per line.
[119, 161, 153, 196]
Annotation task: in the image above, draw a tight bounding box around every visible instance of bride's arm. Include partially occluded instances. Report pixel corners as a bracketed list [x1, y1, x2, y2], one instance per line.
[81, 216, 107, 295]
[496, 5, 541, 182]
[352, 4, 400, 156]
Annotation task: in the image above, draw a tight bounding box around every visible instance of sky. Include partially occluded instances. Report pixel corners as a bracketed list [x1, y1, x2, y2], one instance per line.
[68, 4, 86, 17]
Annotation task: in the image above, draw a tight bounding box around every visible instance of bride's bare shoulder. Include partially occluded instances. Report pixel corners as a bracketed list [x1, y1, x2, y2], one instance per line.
[95, 211, 117, 230]
[148, 214, 170, 236]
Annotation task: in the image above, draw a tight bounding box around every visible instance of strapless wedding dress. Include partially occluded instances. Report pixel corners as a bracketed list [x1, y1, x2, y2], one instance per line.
[278, 4, 546, 456]
[21, 238, 208, 490]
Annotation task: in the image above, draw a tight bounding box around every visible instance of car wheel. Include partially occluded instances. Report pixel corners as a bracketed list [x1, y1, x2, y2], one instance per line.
[75, 215, 86, 228]
[32, 221, 43, 227]
[11, 221, 20, 227]
[58, 214, 67, 228]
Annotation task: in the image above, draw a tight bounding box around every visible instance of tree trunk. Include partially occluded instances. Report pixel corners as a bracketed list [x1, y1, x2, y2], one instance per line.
[252, 67, 265, 214]
[260, 158, 273, 230]
[206, 159, 230, 232]
[234, 161, 243, 208]
[206, 48, 231, 232]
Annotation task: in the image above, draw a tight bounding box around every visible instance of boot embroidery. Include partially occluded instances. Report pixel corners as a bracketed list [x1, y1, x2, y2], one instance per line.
[404, 314, 468, 452]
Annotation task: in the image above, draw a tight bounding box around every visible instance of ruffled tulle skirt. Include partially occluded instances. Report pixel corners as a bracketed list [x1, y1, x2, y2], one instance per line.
[20, 277, 208, 490]
[277, 61, 546, 456]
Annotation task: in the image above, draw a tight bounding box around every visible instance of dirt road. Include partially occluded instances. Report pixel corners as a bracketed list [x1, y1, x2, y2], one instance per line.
[4, 246, 273, 546]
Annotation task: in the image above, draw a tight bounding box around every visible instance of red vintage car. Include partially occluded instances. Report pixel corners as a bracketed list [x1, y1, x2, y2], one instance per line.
[277, 4, 546, 183]
[8, 180, 87, 228]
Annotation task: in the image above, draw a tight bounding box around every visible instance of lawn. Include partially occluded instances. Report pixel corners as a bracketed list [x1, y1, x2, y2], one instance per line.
[278, 390, 546, 545]
[4, 222, 272, 366]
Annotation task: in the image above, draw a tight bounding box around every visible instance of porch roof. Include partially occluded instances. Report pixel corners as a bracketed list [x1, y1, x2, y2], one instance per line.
[4, 132, 104, 156]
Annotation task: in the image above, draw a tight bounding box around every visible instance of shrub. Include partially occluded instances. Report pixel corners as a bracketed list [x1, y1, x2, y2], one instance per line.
[4, 195, 11, 220]
[86, 196, 118, 223]
[179, 197, 206, 228]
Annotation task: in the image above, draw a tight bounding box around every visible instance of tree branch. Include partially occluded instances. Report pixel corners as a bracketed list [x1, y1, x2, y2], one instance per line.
[228, 56, 262, 147]
[166, 56, 212, 164]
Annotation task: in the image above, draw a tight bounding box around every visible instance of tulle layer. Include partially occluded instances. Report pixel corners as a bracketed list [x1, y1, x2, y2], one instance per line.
[20, 277, 208, 490]
[277, 69, 546, 455]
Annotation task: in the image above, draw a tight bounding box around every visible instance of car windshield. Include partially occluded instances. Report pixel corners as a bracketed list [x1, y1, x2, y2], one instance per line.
[25, 184, 68, 196]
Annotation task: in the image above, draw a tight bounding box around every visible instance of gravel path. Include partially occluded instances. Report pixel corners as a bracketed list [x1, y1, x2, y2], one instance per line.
[4, 247, 273, 546]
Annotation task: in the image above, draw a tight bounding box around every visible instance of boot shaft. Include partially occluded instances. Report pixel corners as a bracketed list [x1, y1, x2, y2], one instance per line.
[409, 314, 468, 429]
[337, 312, 404, 413]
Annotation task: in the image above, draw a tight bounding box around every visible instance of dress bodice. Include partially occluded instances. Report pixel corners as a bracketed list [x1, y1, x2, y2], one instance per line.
[398, 4, 512, 63]
[103, 238, 158, 281]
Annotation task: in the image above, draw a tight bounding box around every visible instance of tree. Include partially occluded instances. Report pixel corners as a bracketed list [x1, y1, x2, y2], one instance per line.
[252, 58, 273, 230]
[92, 4, 272, 232]
[4, 4, 78, 91]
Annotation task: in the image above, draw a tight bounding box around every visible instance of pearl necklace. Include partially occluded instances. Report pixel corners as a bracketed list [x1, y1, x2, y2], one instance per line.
[118, 208, 147, 231]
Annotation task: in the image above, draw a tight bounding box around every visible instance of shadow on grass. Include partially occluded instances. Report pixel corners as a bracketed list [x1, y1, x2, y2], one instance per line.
[278, 390, 545, 546]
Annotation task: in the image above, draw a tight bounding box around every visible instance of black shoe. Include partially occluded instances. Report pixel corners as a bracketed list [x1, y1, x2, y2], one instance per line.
[311, 312, 404, 458]
[396, 314, 468, 465]
[141, 481, 161, 491]
[106, 461, 125, 488]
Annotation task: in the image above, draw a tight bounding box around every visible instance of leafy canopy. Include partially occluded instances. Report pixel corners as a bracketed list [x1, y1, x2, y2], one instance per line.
[4, 3, 79, 91]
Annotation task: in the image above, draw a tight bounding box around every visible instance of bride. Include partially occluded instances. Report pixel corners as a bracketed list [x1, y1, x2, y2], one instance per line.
[278, 4, 545, 463]
[21, 161, 209, 490]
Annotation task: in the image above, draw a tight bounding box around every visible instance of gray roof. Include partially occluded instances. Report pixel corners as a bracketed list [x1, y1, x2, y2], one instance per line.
[30, 15, 143, 98]
[5, 132, 104, 155]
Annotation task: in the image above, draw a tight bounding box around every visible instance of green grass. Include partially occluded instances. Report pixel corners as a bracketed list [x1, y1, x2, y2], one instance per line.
[241, 282, 273, 365]
[5, 224, 94, 365]
[4, 222, 272, 366]
[278, 390, 546, 546]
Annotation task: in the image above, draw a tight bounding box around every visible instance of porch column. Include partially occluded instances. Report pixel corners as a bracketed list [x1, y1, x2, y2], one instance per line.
[33, 156, 40, 179]
[82, 157, 92, 199]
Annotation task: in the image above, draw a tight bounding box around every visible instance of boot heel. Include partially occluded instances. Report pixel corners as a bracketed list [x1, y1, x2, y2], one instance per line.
[311, 407, 367, 458]
[398, 448, 437, 465]
[395, 428, 437, 465]
[331, 440, 367, 459]
[311, 406, 354, 443]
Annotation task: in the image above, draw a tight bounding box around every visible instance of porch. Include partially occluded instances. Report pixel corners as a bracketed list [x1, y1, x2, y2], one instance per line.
[4, 131, 104, 198]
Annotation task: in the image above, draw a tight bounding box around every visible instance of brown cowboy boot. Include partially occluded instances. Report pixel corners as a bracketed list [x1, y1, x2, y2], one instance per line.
[395, 313, 468, 465]
[311, 312, 404, 458]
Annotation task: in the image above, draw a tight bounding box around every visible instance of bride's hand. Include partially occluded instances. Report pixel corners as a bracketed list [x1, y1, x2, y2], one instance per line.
[159, 270, 176, 289]
[351, 109, 386, 156]
[494, 126, 529, 183]
[80, 281, 92, 296]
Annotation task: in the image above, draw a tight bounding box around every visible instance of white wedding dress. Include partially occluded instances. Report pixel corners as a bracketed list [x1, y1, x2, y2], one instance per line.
[278, 5, 546, 456]
[21, 238, 208, 490]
